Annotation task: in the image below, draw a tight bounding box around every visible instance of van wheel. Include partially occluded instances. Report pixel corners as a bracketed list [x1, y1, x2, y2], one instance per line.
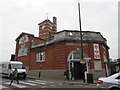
[23, 77, 26, 80]
[23, 75, 26, 80]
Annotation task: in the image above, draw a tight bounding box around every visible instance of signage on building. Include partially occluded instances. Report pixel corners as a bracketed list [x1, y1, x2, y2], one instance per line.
[93, 44, 100, 59]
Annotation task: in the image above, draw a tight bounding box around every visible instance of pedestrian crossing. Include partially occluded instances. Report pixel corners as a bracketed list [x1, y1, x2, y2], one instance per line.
[27, 80, 46, 85]
[1, 79, 55, 89]
[5, 82, 26, 88]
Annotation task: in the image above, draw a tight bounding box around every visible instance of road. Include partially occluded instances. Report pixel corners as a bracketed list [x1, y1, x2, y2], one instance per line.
[1, 77, 97, 89]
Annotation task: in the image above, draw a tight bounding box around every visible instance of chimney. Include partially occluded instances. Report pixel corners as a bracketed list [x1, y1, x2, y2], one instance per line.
[53, 16, 57, 25]
[53, 16, 57, 32]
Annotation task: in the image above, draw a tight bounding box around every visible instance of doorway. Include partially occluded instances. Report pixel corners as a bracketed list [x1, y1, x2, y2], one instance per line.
[74, 62, 85, 80]
[68, 49, 88, 80]
[69, 61, 86, 80]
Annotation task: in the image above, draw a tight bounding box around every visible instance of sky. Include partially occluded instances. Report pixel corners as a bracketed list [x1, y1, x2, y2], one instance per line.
[0, 0, 119, 61]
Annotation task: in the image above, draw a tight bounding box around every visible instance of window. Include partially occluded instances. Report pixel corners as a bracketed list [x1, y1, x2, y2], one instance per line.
[116, 75, 120, 79]
[2, 64, 7, 68]
[9, 64, 11, 69]
[11, 64, 25, 69]
[36, 52, 45, 62]
[73, 50, 81, 59]
[70, 50, 86, 59]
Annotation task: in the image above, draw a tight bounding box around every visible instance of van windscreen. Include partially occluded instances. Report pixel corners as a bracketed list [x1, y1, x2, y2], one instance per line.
[11, 64, 25, 69]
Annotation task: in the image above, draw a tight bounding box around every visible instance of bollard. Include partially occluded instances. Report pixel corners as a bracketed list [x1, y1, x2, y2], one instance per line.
[38, 71, 41, 78]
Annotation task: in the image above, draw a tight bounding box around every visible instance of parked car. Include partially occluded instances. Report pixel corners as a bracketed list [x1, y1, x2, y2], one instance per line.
[97, 72, 120, 90]
[1, 61, 27, 79]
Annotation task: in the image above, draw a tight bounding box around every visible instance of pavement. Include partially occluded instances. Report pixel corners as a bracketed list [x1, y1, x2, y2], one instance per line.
[27, 75, 97, 86]
[63, 80, 97, 86]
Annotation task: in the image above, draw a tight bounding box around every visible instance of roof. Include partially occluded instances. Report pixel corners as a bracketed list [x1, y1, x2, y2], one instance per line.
[15, 32, 44, 41]
[15, 32, 34, 41]
[38, 19, 53, 25]
[31, 30, 110, 49]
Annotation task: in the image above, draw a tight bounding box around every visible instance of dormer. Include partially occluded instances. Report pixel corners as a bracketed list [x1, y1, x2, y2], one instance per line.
[38, 17, 57, 41]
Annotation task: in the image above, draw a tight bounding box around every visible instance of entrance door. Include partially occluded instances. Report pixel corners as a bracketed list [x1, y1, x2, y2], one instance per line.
[69, 61, 86, 80]
[68, 49, 88, 80]
[74, 62, 85, 80]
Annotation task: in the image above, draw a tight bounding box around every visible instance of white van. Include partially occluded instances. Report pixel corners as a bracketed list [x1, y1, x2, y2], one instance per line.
[1, 61, 27, 79]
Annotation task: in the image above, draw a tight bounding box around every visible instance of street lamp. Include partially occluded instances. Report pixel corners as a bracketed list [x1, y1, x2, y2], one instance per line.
[78, 1, 83, 59]
[78, 0, 85, 83]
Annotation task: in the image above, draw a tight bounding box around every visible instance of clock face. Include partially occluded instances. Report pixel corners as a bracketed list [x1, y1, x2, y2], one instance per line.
[41, 25, 45, 30]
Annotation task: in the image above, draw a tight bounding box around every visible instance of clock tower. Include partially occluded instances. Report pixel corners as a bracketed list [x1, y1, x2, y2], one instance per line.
[38, 16, 57, 41]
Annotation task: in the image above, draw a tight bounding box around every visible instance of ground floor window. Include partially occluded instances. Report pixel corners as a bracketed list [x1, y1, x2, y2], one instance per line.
[36, 52, 45, 62]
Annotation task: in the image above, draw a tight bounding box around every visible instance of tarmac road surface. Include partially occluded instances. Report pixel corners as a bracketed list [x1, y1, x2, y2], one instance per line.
[1, 76, 97, 89]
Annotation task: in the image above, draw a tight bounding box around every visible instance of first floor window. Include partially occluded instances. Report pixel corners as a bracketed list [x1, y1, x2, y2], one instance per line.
[36, 52, 45, 62]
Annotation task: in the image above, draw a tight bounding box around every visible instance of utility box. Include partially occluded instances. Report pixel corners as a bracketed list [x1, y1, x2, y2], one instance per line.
[87, 73, 93, 83]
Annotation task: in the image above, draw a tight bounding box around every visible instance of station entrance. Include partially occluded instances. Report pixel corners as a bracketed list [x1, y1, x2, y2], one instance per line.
[68, 49, 88, 80]
[69, 61, 86, 80]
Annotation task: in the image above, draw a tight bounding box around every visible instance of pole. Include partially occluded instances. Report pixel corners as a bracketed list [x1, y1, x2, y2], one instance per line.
[78, 0, 85, 83]
[78, 0, 83, 59]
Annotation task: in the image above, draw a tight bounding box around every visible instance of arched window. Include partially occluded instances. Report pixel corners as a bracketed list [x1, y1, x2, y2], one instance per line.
[69, 49, 88, 60]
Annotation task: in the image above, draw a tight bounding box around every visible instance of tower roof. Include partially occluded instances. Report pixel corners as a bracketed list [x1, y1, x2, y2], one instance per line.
[38, 19, 53, 25]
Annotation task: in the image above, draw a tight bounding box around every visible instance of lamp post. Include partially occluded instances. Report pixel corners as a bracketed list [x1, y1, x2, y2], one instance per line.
[78, 0, 85, 83]
[78, 1, 83, 60]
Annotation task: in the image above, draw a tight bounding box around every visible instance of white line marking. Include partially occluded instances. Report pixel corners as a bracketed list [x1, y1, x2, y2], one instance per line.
[41, 86, 47, 88]
[5, 82, 26, 88]
[35, 80, 54, 84]
[35, 80, 47, 83]
[50, 85, 55, 86]
[59, 83, 63, 85]
[27, 80, 46, 85]
[48, 82, 54, 84]
[19, 81, 36, 86]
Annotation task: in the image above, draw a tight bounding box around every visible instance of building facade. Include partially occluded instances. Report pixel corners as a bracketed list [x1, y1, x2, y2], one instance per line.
[15, 17, 110, 80]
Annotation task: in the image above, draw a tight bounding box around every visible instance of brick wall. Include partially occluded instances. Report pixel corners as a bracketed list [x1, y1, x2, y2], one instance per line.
[30, 41, 109, 70]
[15, 35, 44, 67]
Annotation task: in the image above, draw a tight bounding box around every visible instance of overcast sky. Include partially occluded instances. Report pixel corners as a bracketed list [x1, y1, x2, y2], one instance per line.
[0, 0, 119, 61]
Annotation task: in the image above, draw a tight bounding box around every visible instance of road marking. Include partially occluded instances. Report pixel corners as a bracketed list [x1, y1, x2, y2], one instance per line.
[50, 85, 55, 86]
[48, 82, 54, 84]
[58, 83, 63, 85]
[19, 81, 36, 86]
[27, 80, 46, 85]
[35, 80, 47, 83]
[35, 80, 54, 84]
[41, 86, 47, 88]
[5, 82, 26, 88]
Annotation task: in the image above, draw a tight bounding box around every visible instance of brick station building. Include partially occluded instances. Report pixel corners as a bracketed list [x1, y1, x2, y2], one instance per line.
[15, 17, 110, 80]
